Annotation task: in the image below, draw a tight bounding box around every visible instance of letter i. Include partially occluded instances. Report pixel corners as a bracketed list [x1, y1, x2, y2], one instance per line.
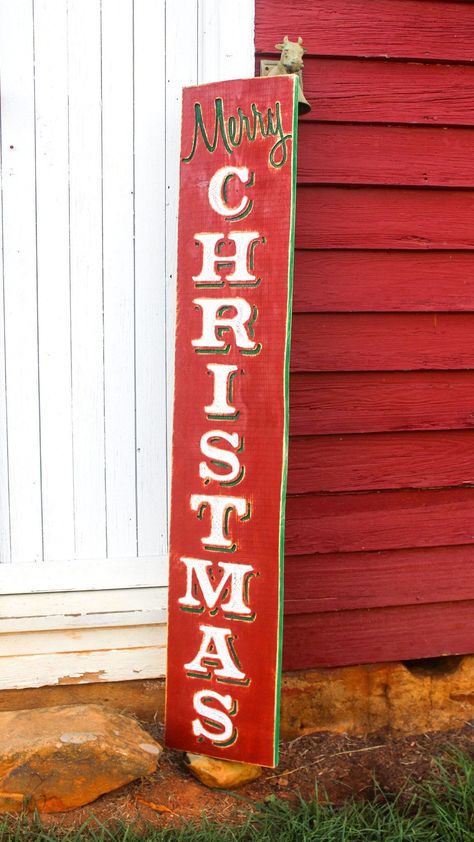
[205, 364, 238, 416]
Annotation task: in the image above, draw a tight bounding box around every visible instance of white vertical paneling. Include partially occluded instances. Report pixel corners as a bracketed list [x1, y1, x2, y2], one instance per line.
[34, 0, 75, 562]
[0, 0, 256, 573]
[0, 0, 43, 563]
[0, 0, 255, 689]
[165, 0, 199, 461]
[134, 0, 168, 560]
[0, 121, 10, 564]
[163, 0, 255, 497]
[101, 0, 137, 558]
[68, 0, 106, 560]
[198, 0, 255, 83]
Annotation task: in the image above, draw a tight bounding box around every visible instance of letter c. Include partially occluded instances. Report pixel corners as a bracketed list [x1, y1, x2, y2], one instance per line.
[208, 166, 253, 220]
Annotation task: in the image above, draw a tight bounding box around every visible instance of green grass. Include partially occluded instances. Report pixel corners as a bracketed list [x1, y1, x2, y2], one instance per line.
[3, 750, 474, 841]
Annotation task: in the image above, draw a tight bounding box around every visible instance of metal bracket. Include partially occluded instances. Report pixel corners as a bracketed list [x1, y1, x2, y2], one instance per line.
[259, 60, 310, 115]
[260, 59, 303, 83]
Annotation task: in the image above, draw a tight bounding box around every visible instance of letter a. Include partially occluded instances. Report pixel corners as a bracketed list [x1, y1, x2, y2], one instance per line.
[184, 624, 245, 680]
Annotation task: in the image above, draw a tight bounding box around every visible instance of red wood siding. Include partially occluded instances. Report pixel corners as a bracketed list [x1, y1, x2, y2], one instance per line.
[255, 0, 474, 669]
[292, 252, 474, 313]
[256, 0, 474, 63]
[294, 60, 474, 126]
[298, 124, 474, 187]
[288, 431, 474, 494]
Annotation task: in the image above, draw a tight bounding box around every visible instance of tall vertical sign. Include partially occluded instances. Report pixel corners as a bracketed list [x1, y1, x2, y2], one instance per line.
[165, 75, 298, 768]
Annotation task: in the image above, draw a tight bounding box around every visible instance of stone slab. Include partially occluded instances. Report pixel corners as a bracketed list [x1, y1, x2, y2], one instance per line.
[0, 703, 162, 813]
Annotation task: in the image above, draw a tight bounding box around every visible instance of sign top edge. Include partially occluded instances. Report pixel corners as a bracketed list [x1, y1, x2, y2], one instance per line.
[182, 74, 299, 95]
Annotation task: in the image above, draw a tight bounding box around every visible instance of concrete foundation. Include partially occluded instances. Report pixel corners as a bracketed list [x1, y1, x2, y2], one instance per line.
[2, 656, 474, 738]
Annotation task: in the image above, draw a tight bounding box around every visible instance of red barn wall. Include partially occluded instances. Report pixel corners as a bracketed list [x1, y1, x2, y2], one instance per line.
[254, 0, 474, 669]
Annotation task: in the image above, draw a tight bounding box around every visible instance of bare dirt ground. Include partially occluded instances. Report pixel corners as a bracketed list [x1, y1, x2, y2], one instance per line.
[34, 719, 474, 832]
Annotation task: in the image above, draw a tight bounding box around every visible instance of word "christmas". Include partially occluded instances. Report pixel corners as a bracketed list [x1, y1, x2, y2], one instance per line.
[180, 164, 263, 748]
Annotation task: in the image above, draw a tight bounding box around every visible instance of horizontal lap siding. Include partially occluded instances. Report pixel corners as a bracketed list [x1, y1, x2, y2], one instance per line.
[297, 59, 474, 126]
[292, 251, 474, 312]
[256, 0, 474, 63]
[284, 602, 474, 670]
[288, 431, 474, 494]
[256, 0, 474, 668]
[284, 546, 474, 613]
[291, 313, 474, 370]
[296, 188, 474, 250]
[290, 372, 474, 435]
[298, 124, 474, 187]
[285, 488, 474, 555]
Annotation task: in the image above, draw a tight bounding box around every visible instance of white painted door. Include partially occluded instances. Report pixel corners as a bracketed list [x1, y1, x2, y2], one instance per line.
[0, 0, 254, 689]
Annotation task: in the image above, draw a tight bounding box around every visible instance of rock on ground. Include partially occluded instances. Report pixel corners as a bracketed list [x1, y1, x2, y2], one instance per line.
[0, 703, 162, 813]
[185, 753, 262, 789]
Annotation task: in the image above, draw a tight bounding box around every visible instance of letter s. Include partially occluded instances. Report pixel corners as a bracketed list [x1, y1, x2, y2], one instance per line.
[199, 430, 241, 482]
[192, 690, 236, 743]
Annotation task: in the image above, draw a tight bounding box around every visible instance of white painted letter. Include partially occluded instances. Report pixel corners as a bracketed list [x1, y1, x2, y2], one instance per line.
[192, 232, 260, 285]
[208, 166, 252, 219]
[190, 494, 248, 548]
[185, 624, 245, 680]
[205, 364, 238, 416]
[192, 298, 257, 351]
[192, 690, 234, 743]
[199, 430, 241, 482]
[179, 557, 254, 614]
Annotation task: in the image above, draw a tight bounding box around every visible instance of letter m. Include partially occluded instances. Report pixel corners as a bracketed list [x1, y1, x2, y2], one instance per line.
[178, 557, 253, 616]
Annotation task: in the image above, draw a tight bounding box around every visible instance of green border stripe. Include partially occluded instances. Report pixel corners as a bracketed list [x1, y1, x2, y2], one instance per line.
[273, 74, 299, 767]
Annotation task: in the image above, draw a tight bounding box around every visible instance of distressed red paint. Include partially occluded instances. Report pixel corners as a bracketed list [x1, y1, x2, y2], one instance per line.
[165, 76, 298, 768]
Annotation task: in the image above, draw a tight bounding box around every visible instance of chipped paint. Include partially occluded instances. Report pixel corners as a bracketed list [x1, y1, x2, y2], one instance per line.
[57, 671, 107, 685]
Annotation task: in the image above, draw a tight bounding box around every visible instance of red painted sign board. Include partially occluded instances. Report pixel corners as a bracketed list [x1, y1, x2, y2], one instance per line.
[165, 75, 298, 768]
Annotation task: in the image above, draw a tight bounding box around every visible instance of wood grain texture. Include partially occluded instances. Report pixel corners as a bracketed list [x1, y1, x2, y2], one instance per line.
[288, 431, 474, 494]
[198, 0, 255, 82]
[1, 0, 257, 692]
[292, 250, 474, 313]
[164, 0, 198, 472]
[284, 488, 474, 556]
[1, 556, 166, 594]
[257, 0, 474, 671]
[291, 313, 474, 371]
[283, 601, 474, 670]
[1, 587, 166, 633]
[166, 75, 298, 768]
[68, 0, 107, 560]
[134, 0, 168, 559]
[290, 372, 474, 436]
[294, 58, 474, 126]
[0, 0, 43, 563]
[0, 172, 8, 562]
[297, 123, 474, 187]
[256, 0, 474, 63]
[102, 0, 137, 558]
[34, 0, 75, 562]
[1, 637, 166, 690]
[284, 544, 474, 613]
[296, 187, 474, 250]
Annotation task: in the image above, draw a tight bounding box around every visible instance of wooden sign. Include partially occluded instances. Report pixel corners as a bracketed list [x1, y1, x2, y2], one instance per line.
[165, 75, 298, 768]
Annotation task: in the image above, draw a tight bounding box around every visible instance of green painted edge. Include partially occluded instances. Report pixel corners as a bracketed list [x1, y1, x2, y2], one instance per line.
[273, 74, 299, 767]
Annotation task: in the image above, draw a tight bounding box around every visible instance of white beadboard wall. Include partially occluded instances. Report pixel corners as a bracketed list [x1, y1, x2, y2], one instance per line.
[0, 0, 254, 689]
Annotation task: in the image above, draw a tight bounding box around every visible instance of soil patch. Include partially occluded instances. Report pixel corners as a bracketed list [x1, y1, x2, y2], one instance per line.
[35, 719, 474, 831]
